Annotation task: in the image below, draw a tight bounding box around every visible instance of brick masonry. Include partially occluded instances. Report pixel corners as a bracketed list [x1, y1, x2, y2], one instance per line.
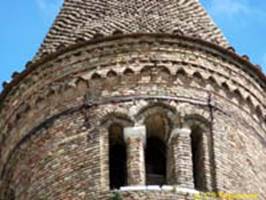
[35, 0, 230, 60]
[0, 27, 265, 200]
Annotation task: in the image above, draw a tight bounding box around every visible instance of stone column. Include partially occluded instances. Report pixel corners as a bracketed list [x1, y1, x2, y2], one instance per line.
[200, 129, 213, 191]
[124, 126, 146, 186]
[99, 127, 110, 191]
[168, 128, 194, 189]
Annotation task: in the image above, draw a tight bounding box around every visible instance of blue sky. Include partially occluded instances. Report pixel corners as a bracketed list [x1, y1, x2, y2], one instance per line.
[0, 0, 265, 92]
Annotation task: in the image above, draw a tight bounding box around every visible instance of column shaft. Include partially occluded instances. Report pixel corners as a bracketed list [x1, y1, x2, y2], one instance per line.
[169, 128, 194, 188]
[124, 126, 146, 185]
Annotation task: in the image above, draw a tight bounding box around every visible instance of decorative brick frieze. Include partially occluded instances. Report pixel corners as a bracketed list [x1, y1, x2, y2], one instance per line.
[1, 37, 265, 135]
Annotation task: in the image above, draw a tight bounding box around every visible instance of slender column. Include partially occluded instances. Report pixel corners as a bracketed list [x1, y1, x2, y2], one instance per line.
[199, 129, 213, 191]
[124, 126, 146, 186]
[99, 127, 110, 191]
[168, 128, 194, 189]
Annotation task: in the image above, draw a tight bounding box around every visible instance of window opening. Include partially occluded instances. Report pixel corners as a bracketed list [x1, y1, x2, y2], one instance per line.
[109, 124, 127, 189]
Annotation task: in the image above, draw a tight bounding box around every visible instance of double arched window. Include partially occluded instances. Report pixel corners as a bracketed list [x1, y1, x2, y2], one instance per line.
[105, 109, 213, 192]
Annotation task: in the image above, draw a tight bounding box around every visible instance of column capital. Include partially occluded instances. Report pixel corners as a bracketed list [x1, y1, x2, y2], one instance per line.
[168, 127, 191, 143]
[124, 126, 146, 144]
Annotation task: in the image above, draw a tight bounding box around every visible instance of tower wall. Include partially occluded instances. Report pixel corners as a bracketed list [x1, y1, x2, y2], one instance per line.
[0, 35, 265, 199]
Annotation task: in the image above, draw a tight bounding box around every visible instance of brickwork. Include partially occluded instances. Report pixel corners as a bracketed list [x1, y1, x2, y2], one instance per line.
[0, 3, 266, 199]
[124, 127, 146, 186]
[169, 128, 194, 189]
[35, 0, 229, 60]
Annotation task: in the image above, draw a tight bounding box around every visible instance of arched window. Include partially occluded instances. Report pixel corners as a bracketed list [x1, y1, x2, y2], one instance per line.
[190, 126, 207, 191]
[145, 137, 166, 185]
[144, 113, 168, 185]
[109, 124, 127, 189]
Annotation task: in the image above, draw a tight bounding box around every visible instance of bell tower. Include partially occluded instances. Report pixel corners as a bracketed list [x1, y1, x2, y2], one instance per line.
[0, 0, 265, 199]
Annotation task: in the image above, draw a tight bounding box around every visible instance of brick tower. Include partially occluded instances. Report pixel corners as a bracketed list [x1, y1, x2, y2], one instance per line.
[0, 0, 266, 199]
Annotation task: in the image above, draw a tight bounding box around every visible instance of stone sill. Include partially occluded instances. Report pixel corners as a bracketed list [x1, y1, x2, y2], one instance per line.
[119, 185, 199, 194]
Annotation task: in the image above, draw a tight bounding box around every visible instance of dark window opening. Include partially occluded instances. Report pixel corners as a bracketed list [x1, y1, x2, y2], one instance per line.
[145, 137, 166, 185]
[109, 124, 127, 190]
[191, 129, 206, 191]
[5, 187, 15, 200]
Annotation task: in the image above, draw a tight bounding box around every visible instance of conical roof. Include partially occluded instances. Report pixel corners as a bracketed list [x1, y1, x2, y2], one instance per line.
[35, 0, 230, 59]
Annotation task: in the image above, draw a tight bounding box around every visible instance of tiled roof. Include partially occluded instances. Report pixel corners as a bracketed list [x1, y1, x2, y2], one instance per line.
[35, 0, 230, 60]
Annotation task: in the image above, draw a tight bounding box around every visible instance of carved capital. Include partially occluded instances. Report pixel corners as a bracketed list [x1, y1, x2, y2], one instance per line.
[124, 126, 146, 145]
[168, 127, 191, 143]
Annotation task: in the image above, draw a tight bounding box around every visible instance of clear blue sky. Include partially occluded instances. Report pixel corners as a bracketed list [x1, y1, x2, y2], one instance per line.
[0, 0, 265, 92]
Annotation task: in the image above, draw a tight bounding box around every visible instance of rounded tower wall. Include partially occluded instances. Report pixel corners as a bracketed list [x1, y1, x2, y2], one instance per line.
[0, 35, 266, 199]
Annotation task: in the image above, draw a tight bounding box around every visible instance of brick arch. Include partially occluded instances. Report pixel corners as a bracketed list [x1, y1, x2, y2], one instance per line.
[179, 104, 210, 123]
[232, 89, 244, 105]
[206, 76, 220, 91]
[123, 68, 134, 76]
[135, 102, 177, 122]
[220, 81, 232, 99]
[246, 96, 255, 111]
[175, 67, 190, 84]
[140, 65, 154, 75]
[91, 72, 102, 80]
[106, 70, 118, 78]
[221, 81, 230, 91]
[157, 66, 171, 75]
[135, 102, 178, 141]
[74, 77, 89, 90]
[192, 71, 206, 87]
[176, 67, 188, 77]
[183, 114, 210, 133]
[156, 66, 172, 81]
[192, 71, 204, 80]
[100, 112, 134, 128]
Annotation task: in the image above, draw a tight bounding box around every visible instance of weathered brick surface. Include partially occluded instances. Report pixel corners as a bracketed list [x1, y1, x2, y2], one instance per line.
[0, 34, 265, 200]
[125, 137, 146, 186]
[35, 0, 230, 60]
